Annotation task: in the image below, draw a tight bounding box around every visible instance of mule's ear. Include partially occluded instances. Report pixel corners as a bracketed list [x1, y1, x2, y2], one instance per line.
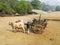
[9, 21, 11, 25]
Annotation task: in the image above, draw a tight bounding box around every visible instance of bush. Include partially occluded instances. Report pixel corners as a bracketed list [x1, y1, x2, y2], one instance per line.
[0, 0, 15, 13]
[0, 0, 33, 16]
[56, 6, 60, 11]
[14, 0, 33, 14]
[31, 0, 41, 10]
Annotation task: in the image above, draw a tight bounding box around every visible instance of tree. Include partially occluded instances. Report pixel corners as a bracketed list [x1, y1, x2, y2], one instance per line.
[41, 3, 51, 11]
[31, 0, 41, 10]
[56, 6, 60, 11]
[14, 0, 33, 14]
[0, 0, 15, 14]
[0, 0, 33, 15]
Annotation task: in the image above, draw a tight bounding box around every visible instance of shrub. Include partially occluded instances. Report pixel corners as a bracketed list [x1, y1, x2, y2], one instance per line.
[14, 0, 33, 14]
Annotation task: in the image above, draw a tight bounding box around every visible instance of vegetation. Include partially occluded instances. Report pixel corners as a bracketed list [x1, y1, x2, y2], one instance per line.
[0, 0, 15, 13]
[41, 3, 50, 11]
[0, 0, 59, 16]
[31, 0, 41, 10]
[56, 6, 60, 11]
[0, 0, 33, 15]
[14, 0, 33, 14]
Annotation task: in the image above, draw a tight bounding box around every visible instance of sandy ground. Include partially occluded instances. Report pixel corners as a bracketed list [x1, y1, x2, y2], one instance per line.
[0, 12, 60, 45]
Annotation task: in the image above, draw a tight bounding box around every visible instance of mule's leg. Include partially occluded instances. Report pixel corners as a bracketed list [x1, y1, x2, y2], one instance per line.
[39, 26, 43, 34]
[28, 29, 30, 34]
[15, 27, 17, 32]
[22, 27, 25, 33]
[41, 26, 44, 34]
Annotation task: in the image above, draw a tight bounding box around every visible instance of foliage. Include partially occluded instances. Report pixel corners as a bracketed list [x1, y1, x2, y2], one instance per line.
[0, 0, 15, 13]
[0, 0, 33, 15]
[56, 6, 60, 11]
[14, 0, 33, 14]
[31, 0, 41, 10]
[41, 3, 51, 11]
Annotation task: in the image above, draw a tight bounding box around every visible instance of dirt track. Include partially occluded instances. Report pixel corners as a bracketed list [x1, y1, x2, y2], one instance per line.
[0, 12, 60, 45]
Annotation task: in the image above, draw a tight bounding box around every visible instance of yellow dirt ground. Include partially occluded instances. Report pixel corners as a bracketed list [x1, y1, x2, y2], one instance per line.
[0, 12, 60, 45]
